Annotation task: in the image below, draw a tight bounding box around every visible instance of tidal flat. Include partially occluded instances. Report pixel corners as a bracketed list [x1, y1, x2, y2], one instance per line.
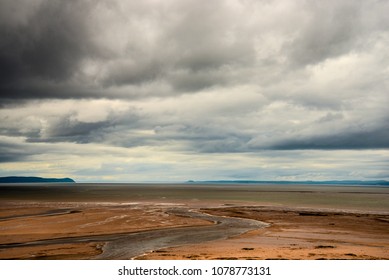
[0, 183, 388, 259]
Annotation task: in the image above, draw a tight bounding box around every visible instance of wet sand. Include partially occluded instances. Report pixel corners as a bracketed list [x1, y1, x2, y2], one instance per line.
[0, 184, 388, 259]
[96, 208, 267, 259]
[0, 202, 213, 259]
[139, 206, 389, 260]
[0, 201, 269, 259]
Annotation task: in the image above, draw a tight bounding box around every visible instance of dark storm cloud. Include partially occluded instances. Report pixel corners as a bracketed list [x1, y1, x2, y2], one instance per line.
[0, 142, 28, 162]
[0, 1, 99, 100]
[179, 121, 389, 153]
[0, 0, 259, 101]
[0, 137, 43, 162]
[268, 124, 389, 150]
[1, 0, 387, 104]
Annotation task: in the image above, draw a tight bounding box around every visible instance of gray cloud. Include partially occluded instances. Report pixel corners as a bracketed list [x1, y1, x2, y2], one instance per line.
[0, 0, 258, 101]
[267, 123, 389, 150]
[0, 0, 388, 181]
[0, 136, 48, 163]
[0, 141, 29, 162]
[286, 0, 389, 67]
[0, 1, 100, 99]
[286, 1, 360, 66]
[1, 0, 388, 102]
[27, 119, 112, 144]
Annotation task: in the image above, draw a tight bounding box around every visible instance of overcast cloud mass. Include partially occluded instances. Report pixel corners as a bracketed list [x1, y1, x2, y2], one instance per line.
[0, 0, 388, 182]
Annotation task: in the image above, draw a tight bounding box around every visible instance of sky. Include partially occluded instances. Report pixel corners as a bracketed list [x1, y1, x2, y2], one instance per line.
[0, 0, 388, 182]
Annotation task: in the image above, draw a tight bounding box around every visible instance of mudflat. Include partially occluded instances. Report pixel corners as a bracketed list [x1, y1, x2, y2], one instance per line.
[0, 202, 212, 259]
[140, 206, 389, 260]
[0, 184, 388, 259]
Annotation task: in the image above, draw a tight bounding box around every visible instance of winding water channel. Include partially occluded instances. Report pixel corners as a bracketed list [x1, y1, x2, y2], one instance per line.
[97, 208, 268, 259]
[0, 207, 268, 259]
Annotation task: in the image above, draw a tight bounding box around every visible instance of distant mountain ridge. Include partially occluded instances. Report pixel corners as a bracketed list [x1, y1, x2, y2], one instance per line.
[187, 180, 389, 186]
[0, 176, 75, 183]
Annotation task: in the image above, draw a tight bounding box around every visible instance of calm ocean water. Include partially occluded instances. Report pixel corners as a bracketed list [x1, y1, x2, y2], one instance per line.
[1, 183, 388, 211]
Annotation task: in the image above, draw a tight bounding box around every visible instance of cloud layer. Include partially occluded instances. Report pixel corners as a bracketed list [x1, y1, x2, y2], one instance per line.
[0, 0, 388, 181]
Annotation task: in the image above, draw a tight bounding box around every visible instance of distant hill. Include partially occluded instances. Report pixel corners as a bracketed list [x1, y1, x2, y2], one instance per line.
[0, 176, 75, 183]
[187, 180, 389, 186]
